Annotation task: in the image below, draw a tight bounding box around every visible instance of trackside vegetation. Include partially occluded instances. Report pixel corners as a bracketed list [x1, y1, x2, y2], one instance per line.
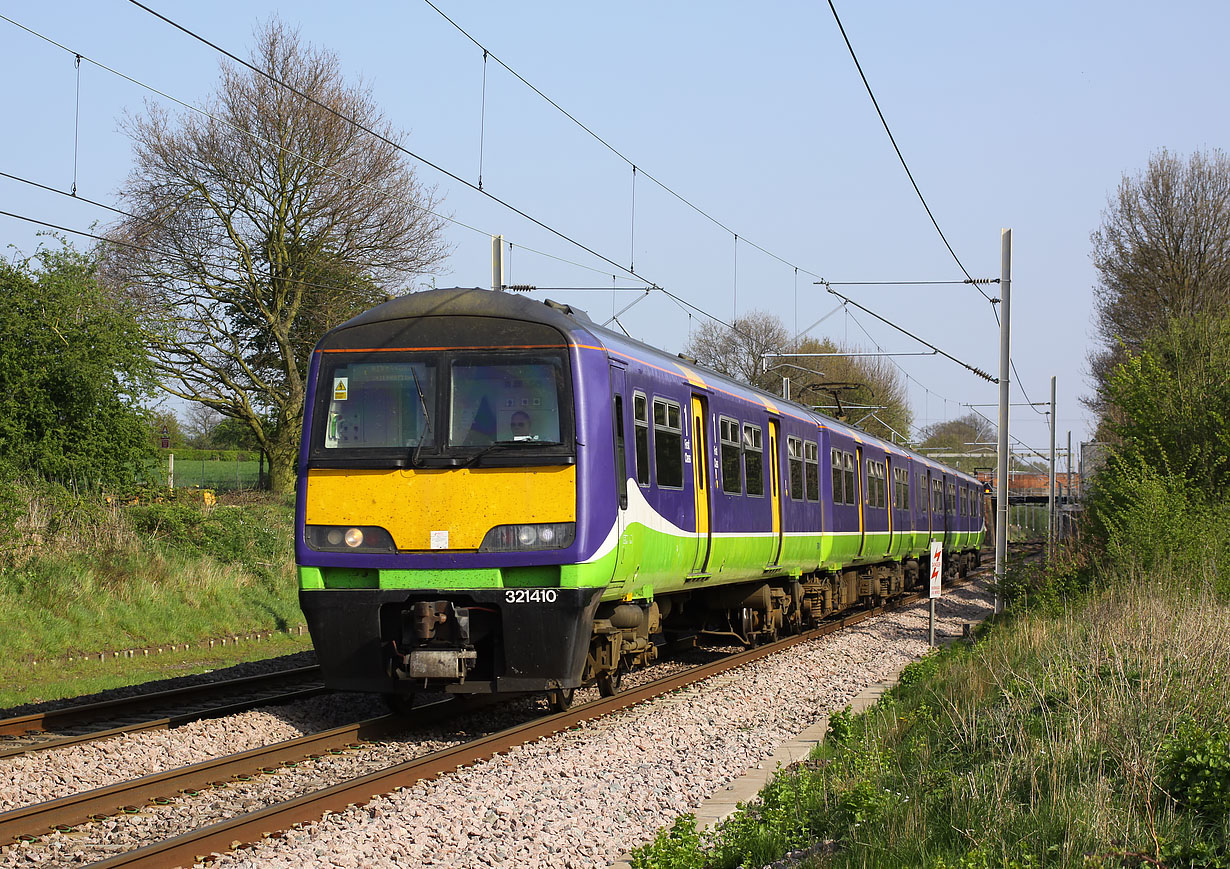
[0, 477, 304, 708]
[631, 551, 1230, 868]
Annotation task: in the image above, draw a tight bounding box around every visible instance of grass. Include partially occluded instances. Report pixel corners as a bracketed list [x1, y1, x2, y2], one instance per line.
[631, 558, 1230, 868]
[0, 481, 306, 708]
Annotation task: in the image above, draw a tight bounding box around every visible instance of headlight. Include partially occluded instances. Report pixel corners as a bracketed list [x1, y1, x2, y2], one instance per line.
[305, 525, 396, 553]
[479, 522, 575, 552]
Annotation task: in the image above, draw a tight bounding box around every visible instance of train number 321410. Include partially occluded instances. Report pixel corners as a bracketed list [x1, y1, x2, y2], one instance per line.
[505, 588, 559, 604]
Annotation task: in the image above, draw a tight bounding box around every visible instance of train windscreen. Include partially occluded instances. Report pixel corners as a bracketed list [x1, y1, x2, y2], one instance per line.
[309, 347, 574, 467]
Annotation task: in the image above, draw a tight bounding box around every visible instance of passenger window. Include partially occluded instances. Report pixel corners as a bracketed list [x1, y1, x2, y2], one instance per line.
[720, 417, 742, 494]
[787, 436, 804, 500]
[843, 452, 856, 505]
[743, 424, 764, 497]
[633, 392, 650, 487]
[804, 441, 819, 501]
[831, 449, 844, 505]
[653, 397, 683, 489]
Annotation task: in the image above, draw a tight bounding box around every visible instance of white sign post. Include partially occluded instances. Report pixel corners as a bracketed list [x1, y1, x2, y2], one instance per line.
[928, 541, 943, 646]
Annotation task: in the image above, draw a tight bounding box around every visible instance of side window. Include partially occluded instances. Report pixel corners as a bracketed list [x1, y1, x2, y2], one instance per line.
[865, 460, 874, 507]
[804, 441, 819, 501]
[613, 395, 628, 509]
[653, 397, 683, 489]
[743, 424, 764, 496]
[719, 417, 742, 495]
[902, 469, 910, 511]
[948, 482, 956, 513]
[933, 479, 943, 513]
[843, 452, 856, 505]
[877, 462, 887, 508]
[633, 392, 650, 487]
[787, 436, 804, 500]
[831, 449, 844, 505]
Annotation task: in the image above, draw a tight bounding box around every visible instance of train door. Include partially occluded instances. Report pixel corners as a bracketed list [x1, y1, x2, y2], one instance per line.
[885, 455, 895, 556]
[768, 420, 783, 567]
[690, 395, 712, 574]
[926, 470, 933, 537]
[608, 363, 632, 587]
[856, 445, 866, 557]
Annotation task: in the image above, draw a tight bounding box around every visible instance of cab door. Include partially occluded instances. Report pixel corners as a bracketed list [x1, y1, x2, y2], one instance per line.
[608, 363, 632, 587]
[690, 395, 712, 574]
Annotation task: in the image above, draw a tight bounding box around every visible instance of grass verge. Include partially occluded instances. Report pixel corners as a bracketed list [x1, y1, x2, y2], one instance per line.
[0, 484, 305, 708]
[631, 564, 1230, 868]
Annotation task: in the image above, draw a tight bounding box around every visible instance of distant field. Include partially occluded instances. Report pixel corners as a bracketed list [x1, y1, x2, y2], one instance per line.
[151, 458, 262, 491]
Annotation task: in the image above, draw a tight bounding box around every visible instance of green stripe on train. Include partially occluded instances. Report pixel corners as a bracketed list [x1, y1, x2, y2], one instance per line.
[299, 523, 982, 596]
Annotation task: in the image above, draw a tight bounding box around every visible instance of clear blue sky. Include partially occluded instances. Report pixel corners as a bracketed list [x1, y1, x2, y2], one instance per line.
[3, 1, 1226, 462]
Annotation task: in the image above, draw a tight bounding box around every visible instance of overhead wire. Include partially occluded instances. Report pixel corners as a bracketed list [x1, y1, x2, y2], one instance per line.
[826, 0, 1051, 419]
[419, 0, 826, 283]
[0, 12, 640, 286]
[825, 0, 991, 305]
[15, 5, 1047, 423]
[121, 0, 652, 286]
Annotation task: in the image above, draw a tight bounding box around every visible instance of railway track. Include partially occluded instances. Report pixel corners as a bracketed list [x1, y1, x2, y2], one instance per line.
[1, 568, 1004, 867]
[0, 666, 327, 758]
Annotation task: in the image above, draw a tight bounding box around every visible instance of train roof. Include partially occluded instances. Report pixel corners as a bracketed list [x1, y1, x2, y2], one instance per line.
[324, 288, 980, 486]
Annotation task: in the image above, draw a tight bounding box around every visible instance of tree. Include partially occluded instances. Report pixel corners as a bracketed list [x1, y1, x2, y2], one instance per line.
[0, 240, 154, 486]
[682, 310, 790, 393]
[681, 310, 913, 442]
[182, 403, 225, 449]
[148, 409, 188, 450]
[788, 337, 912, 443]
[104, 20, 450, 493]
[1089, 149, 1230, 406]
[1100, 312, 1230, 502]
[916, 413, 995, 452]
[915, 413, 996, 472]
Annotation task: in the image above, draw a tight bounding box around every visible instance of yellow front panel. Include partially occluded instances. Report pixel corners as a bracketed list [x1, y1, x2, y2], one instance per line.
[305, 466, 577, 551]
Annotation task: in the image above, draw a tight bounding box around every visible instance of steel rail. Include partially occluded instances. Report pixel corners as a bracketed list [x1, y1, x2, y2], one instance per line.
[85, 607, 890, 869]
[0, 696, 489, 846]
[0, 687, 328, 760]
[0, 666, 322, 737]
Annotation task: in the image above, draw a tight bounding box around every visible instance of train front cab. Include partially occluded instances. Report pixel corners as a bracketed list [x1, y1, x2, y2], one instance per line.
[295, 293, 617, 701]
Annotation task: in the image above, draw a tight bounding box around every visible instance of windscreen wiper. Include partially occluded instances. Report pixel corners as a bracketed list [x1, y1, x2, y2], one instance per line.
[407, 366, 432, 468]
[461, 440, 563, 468]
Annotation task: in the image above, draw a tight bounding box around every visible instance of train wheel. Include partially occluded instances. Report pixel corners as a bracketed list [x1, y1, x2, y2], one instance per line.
[548, 688, 575, 713]
[597, 663, 625, 698]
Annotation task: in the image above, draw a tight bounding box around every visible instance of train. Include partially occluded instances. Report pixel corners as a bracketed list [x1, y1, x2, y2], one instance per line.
[295, 287, 985, 710]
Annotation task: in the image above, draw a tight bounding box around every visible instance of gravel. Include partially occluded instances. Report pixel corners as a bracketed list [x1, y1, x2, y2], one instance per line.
[0, 580, 992, 869]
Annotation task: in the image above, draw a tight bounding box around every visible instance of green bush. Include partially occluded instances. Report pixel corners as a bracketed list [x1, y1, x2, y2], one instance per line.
[630, 815, 706, 869]
[1161, 719, 1230, 823]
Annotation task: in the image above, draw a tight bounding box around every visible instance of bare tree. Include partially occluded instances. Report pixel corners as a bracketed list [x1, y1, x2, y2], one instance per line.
[105, 20, 449, 493]
[183, 402, 225, 449]
[681, 311, 913, 442]
[1089, 149, 1230, 408]
[682, 310, 790, 393]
